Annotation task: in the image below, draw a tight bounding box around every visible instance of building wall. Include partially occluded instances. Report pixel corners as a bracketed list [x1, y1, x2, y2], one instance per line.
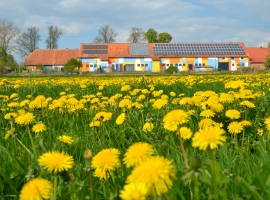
[158, 56, 248, 72]
[81, 57, 153, 72]
[81, 56, 249, 72]
[250, 63, 266, 70]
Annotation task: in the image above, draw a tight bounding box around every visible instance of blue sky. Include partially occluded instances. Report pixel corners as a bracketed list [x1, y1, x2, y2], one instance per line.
[1, 0, 270, 62]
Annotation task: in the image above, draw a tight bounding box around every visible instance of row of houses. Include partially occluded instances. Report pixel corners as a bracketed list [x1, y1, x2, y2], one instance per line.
[24, 42, 270, 72]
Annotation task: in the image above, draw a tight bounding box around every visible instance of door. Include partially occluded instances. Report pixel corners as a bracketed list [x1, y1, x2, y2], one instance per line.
[125, 64, 134, 71]
[218, 62, 229, 70]
[188, 64, 193, 70]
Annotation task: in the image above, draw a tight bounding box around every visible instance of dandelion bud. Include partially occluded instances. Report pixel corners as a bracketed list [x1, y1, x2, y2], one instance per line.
[190, 156, 201, 171]
[84, 149, 93, 160]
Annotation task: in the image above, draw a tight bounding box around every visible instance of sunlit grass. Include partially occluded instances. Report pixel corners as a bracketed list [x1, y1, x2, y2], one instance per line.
[1, 73, 270, 199]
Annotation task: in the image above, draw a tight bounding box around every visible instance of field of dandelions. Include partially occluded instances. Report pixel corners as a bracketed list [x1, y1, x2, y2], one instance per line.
[1, 73, 270, 200]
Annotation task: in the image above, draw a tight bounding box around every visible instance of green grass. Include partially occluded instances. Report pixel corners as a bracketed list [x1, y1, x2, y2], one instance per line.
[1, 74, 270, 199]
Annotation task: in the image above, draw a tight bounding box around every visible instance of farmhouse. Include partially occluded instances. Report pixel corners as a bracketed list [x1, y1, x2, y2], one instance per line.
[79, 42, 249, 72]
[25, 42, 252, 72]
[24, 49, 79, 71]
[245, 47, 270, 70]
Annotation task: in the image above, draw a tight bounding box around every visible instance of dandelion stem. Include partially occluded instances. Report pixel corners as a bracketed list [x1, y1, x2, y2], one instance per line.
[27, 126, 37, 160]
[193, 174, 200, 200]
[179, 135, 189, 169]
[53, 174, 58, 200]
[89, 169, 94, 200]
[162, 193, 170, 200]
[210, 150, 218, 199]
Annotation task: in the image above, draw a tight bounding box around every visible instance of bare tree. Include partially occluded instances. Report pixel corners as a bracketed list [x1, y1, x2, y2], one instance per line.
[45, 25, 63, 49]
[127, 27, 145, 43]
[16, 27, 41, 57]
[93, 25, 118, 43]
[0, 19, 20, 53]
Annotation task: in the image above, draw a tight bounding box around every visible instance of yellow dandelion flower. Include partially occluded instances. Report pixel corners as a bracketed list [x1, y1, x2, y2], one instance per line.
[121, 85, 131, 91]
[8, 102, 19, 108]
[210, 103, 224, 113]
[20, 100, 30, 107]
[240, 100, 255, 108]
[141, 89, 150, 94]
[228, 122, 243, 135]
[91, 148, 120, 171]
[32, 123, 46, 133]
[257, 129, 264, 136]
[225, 109, 241, 120]
[10, 93, 19, 99]
[119, 99, 132, 109]
[161, 94, 169, 100]
[170, 92, 176, 97]
[4, 112, 18, 120]
[142, 122, 154, 133]
[120, 183, 148, 200]
[152, 99, 167, 109]
[123, 142, 154, 168]
[116, 113, 126, 125]
[240, 120, 251, 127]
[4, 128, 15, 140]
[192, 126, 226, 151]
[89, 120, 101, 128]
[178, 127, 193, 140]
[132, 102, 144, 109]
[137, 94, 146, 101]
[265, 117, 270, 131]
[200, 109, 215, 118]
[93, 168, 110, 180]
[20, 178, 53, 200]
[219, 93, 234, 104]
[179, 97, 192, 105]
[171, 98, 180, 105]
[15, 112, 35, 126]
[188, 109, 196, 116]
[58, 135, 74, 144]
[163, 110, 189, 131]
[38, 151, 74, 173]
[94, 111, 112, 122]
[127, 156, 176, 196]
[14, 84, 20, 89]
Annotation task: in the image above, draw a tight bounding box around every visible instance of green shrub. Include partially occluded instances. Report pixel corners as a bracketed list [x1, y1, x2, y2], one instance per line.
[165, 64, 178, 74]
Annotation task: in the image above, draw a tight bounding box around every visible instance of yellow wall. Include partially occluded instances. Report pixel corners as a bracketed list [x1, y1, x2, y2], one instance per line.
[153, 61, 160, 72]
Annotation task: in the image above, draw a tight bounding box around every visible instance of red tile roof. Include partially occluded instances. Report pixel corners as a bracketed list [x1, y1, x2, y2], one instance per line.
[245, 47, 270, 63]
[24, 49, 79, 66]
[79, 42, 248, 59]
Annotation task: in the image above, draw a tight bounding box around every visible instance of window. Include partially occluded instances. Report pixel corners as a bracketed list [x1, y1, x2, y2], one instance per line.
[232, 64, 235, 66]
[241, 57, 244, 59]
[145, 64, 148, 67]
[94, 64, 97, 68]
[231, 57, 235, 60]
[137, 64, 140, 67]
[241, 63, 244, 66]
[116, 64, 119, 68]
[183, 64, 186, 66]
[141, 64, 145, 66]
[86, 64, 89, 67]
[222, 57, 225, 59]
[195, 63, 198, 66]
[90, 64, 93, 68]
[199, 63, 201, 66]
[179, 64, 182, 66]
[175, 63, 178, 67]
[203, 63, 205, 66]
[167, 64, 169, 66]
[112, 64, 114, 67]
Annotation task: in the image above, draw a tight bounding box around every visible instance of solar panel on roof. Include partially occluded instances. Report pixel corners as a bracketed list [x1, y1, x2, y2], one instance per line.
[130, 44, 149, 55]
